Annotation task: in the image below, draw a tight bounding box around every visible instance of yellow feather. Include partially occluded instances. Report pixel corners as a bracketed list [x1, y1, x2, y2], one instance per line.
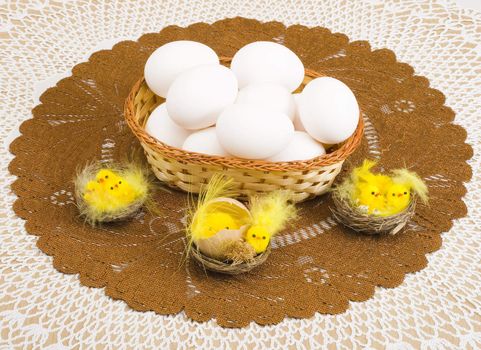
[391, 168, 429, 204]
[352, 159, 378, 183]
[383, 182, 411, 216]
[249, 191, 297, 234]
[340, 160, 388, 214]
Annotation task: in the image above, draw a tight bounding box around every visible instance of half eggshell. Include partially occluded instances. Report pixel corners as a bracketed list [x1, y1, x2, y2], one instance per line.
[192, 197, 252, 260]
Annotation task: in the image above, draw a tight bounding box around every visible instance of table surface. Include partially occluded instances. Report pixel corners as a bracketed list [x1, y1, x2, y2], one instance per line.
[1, 1, 480, 349]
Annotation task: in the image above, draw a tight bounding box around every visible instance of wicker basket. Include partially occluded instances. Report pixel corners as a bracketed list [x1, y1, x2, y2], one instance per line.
[330, 192, 416, 235]
[125, 57, 364, 202]
[190, 244, 271, 275]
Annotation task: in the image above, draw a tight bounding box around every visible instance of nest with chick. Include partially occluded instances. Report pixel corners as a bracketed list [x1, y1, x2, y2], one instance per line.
[331, 190, 416, 235]
[330, 160, 428, 235]
[186, 175, 296, 275]
[74, 162, 152, 225]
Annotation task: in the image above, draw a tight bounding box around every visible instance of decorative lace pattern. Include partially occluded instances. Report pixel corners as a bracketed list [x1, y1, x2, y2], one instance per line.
[1, 1, 480, 348]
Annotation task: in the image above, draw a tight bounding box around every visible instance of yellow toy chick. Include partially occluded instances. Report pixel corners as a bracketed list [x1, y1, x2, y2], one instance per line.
[75, 163, 150, 225]
[350, 160, 392, 214]
[383, 168, 428, 216]
[245, 191, 297, 253]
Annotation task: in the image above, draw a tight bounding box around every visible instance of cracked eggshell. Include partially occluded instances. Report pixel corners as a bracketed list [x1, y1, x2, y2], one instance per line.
[193, 198, 252, 260]
[195, 226, 249, 260]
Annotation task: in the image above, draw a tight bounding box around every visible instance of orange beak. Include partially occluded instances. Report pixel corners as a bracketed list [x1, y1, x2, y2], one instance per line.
[397, 193, 403, 197]
[98, 178, 104, 183]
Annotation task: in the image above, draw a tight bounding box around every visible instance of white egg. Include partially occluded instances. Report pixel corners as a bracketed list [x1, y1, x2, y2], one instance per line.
[144, 41, 219, 97]
[166, 64, 238, 130]
[299, 77, 359, 144]
[292, 93, 306, 131]
[144, 103, 192, 148]
[230, 41, 304, 92]
[182, 127, 229, 156]
[216, 104, 294, 159]
[267, 131, 326, 162]
[236, 83, 296, 120]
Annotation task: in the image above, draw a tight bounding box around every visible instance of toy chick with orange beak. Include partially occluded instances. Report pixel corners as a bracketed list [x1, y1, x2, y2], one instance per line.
[245, 191, 297, 253]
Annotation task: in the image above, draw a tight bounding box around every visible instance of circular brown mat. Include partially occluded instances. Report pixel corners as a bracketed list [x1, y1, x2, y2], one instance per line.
[9, 18, 472, 328]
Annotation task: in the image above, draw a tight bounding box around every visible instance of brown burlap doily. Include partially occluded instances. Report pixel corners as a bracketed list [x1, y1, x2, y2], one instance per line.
[9, 18, 473, 328]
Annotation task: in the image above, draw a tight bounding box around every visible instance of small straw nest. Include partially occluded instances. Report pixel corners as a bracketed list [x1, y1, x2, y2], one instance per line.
[185, 177, 297, 275]
[190, 243, 271, 275]
[186, 197, 271, 275]
[74, 162, 150, 225]
[330, 191, 416, 235]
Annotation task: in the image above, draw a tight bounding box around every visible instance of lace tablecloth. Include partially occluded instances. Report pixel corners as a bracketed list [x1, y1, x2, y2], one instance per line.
[1, 1, 480, 348]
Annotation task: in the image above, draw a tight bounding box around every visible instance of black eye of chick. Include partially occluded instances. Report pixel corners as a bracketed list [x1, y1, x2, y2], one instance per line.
[262, 236, 266, 240]
[252, 234, 256, 238]
[110, 187, 114, 190]
[404, 192, 407, 195]
[225, 226, 229, 229]
[105, 175, 108, 179]
[119, 181, 122, 184]
[371, 192, 375, 195]
[392, 193, 395, 196]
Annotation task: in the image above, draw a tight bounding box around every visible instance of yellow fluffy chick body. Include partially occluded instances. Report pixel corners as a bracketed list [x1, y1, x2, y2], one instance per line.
[355, 182, 387, 214]
[383, 183, 411, 216]
[188, 176, 297, 258]
[350, 160, 393, 214]
[245, 225, 270, 254]
[382, 169, 428, 216]
[188, 175, 250, 251]
[191, 211, 241, 241]
[83, 169, 145, 213]
[245, 191, 297, 254]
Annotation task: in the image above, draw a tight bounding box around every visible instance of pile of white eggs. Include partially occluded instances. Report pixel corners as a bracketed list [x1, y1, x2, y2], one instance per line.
[144, 40, 359, 161]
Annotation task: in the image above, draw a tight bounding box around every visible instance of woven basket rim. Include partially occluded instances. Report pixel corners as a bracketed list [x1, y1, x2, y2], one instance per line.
[190, 243, 271, 275]
[124, 57, 364, 172]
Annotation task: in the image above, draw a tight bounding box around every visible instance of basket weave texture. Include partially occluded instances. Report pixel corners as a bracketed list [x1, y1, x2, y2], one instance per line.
[125, 58, 364, 202]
